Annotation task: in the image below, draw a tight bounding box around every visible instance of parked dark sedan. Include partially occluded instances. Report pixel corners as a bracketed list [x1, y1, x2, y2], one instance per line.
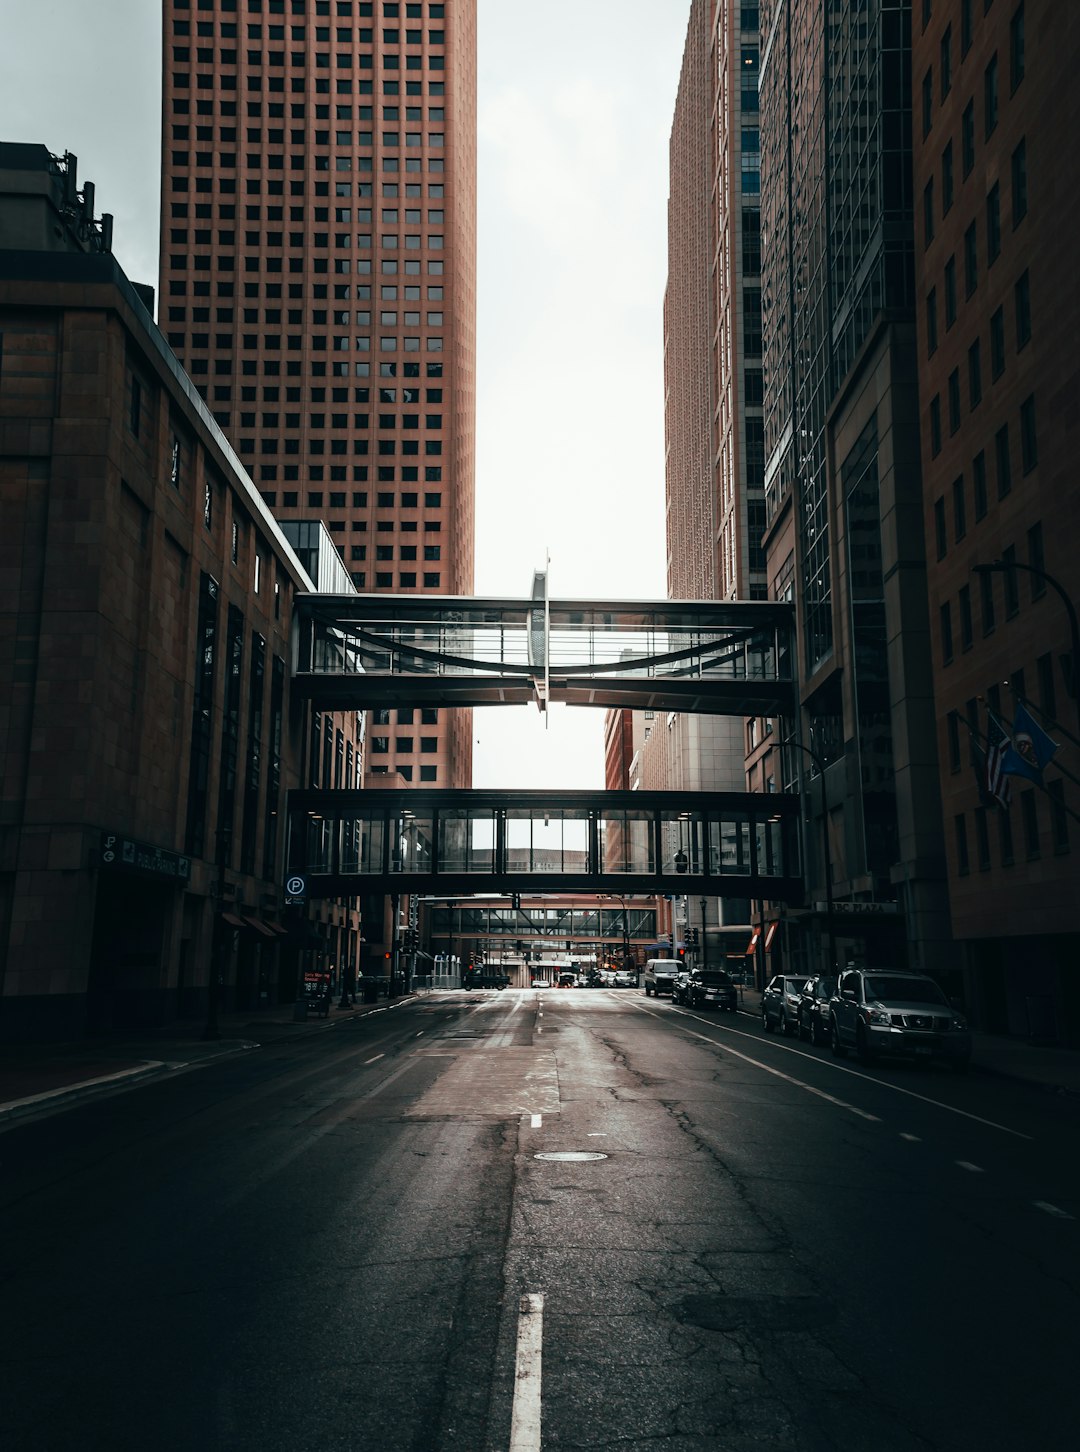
[761, 974, 809, 1035]
[672, 968, 738, 1011]
[798, 975, 837, 1045]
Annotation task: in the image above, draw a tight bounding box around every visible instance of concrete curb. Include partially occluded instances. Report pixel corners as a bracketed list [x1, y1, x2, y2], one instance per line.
[0, 1061, 173, 1125]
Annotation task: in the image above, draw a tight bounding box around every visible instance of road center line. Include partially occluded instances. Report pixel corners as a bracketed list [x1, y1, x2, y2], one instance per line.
[657, 1003, 1032, 1139]
[957, 1161, 985, 1173]
[508, 1292, 544, 1452]
[364, 1054, 384, 1064]
[900, 1132, 921, 1142]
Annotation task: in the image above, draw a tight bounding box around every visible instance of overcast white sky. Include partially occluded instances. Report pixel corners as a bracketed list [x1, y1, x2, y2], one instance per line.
[0, 0, 690, 790]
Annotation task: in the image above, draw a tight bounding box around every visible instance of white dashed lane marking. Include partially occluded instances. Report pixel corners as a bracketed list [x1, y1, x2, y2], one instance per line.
[956, 1161, 985, 1173]
[1034, 1201, 1075, 1220]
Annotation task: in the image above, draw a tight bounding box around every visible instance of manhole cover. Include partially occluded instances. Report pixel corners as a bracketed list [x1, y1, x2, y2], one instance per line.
[533, 1151, 608, 1162]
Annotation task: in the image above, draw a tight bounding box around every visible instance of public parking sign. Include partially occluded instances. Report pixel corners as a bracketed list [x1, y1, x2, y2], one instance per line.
[285, 874, 307, 905]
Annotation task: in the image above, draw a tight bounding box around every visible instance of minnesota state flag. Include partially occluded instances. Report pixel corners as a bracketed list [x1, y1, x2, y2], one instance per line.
[1002, 703, 1059, 782]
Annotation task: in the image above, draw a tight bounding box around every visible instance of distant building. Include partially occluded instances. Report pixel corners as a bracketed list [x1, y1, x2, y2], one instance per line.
[158, 0, 477, 790]
[0, 143, 362, 1038]
[912, 0, 1079, 1038]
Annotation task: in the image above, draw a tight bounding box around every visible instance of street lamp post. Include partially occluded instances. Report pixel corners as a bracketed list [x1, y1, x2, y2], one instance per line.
[787, 739, 838, 978]
[699, 896, 708, 970]
[972, 560, 1080, 734]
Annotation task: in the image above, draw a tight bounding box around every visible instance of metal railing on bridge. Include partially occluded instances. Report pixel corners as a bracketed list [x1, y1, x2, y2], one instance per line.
[293, 594, 795, 717]
[289, 788, 804, 900]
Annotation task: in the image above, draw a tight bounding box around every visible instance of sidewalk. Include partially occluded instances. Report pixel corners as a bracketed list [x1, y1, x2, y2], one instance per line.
[737, 985, 1080, 1096]
[0, 991, 426, 1127]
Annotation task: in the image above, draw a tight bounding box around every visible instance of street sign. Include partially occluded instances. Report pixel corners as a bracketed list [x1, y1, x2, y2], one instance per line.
[285, 873, 307, 905]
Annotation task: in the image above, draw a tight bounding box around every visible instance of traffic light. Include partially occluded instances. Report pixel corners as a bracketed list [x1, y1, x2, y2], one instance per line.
[677, 947, 686, 958]
[686, 927, 698, 946]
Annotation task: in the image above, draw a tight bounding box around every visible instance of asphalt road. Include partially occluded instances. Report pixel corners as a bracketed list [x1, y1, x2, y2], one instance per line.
[1, 988, 1077, 1451]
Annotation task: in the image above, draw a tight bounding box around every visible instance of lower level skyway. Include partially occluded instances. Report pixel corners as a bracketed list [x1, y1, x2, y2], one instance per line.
[289, 787, 803, 900]
[293, 594, 795, 717]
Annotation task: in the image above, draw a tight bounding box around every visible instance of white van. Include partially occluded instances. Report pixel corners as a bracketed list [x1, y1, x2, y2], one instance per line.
[642, 959, 680, 997]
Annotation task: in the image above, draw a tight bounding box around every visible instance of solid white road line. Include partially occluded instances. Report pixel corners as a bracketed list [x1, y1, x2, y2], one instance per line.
[956, 1160, 985, 1173]
[900, 1133, 922, 1142]
[508, 1292, 544, 1452]
[660, 1003, 1032, 1140]
[1034, 1201, 1075, 1220]
[364, 1054, 385, 1064]
[531, 1113, 542, 1128]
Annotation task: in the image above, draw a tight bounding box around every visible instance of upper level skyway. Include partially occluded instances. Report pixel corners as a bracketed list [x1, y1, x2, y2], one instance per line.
[293, 594, 795, 717]
[289, 787, 803, 901]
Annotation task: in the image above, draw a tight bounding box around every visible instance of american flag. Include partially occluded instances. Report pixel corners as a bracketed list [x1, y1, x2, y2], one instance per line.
[984, 711, 1012, 809]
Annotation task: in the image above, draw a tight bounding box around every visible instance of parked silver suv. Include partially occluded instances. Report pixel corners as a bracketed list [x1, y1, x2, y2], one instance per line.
[829, 969, 971, 1069]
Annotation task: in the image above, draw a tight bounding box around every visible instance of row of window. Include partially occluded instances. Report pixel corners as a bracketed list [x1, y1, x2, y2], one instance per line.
[938, 519, 1044, 666]
[174, 27, 446, 51]
[927, 280, 1032, 456]
[170, 186, 443, 223]
[253, 463, 442, 481]
[368, 764, 438, 780]
[355, 571, 440, 586]
[954, 781, 1069, 877]
[168, 87, 441, 122]
[173, 137, 445, 166]
[175, 2, 445, 18]
[370, 735, 438, 753]
[923, 135, 1026, 255]
[173, 72, 446, 96]
[261, 488, 440, 506]
[922, 4, 1025, 139]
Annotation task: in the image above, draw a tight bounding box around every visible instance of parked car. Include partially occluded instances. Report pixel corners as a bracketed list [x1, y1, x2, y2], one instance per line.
[673, 968, 737, 1012]
[798, 975, 837, 1044]
[829, 969, 971, 1068]
[557, 971, 576, 988]
[643, 959, 681, 997]
[531, 975, 552, 988]
[612, 969, 638, 988]
[761, 975, 809, 1035]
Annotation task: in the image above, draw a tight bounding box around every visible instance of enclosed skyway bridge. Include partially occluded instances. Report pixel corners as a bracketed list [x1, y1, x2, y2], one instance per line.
[293, 593, 795, 717]
[290, 788, 803, 901]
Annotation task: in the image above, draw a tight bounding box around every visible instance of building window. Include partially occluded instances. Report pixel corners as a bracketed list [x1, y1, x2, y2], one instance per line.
[929, 395, 942, 457]
[923, 179, 934, 246]
[954, 814, 970, 876]
[1011, 138, 1028, 226]
[944, 256, 956, 328]
[968, 339, 982, 409]
[1002, 544, 1020, 616]
[984, 53, 998, 138]
[940, 25, 952, 98]
[973, 450, 987, 521]
[995, 423, 1011, 498]
[942, 141, 954, 214]
[1015, 269, 1031, 348]
[986, 184, 1001, 264]
[975, 808, 991, 871]
[925, 288, 938, 356]
[1020, 394, 1038, 473]
[964, 222, 977, 297]
[953, 474, 967, 540]
[1010, 3, 1026, 91]
[947, 710, 962, 772]
[979, 565, 996, 637]
[990, 305, 1006, 378]
[1027, 521, 1046, 600]
[959, 584, 973, 651]
[940, 601, 954, 663]
[961, 100, 975, 177]
[948, 368, 961, 434]
[961, 0, 973, 55]
[1021, 791, 1040, 859]
[1048, 780, 1070, 854]
[922, 67, 933, 137]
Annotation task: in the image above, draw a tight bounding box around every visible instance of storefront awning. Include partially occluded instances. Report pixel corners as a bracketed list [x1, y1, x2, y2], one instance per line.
[242, 915, 278, 937]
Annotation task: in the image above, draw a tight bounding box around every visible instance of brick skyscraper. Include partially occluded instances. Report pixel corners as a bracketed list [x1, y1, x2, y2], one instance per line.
[160, 0, 476, 788]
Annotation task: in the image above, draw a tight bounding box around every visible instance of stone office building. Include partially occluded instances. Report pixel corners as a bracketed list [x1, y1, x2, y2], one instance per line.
[0, 143, 362, 1038]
